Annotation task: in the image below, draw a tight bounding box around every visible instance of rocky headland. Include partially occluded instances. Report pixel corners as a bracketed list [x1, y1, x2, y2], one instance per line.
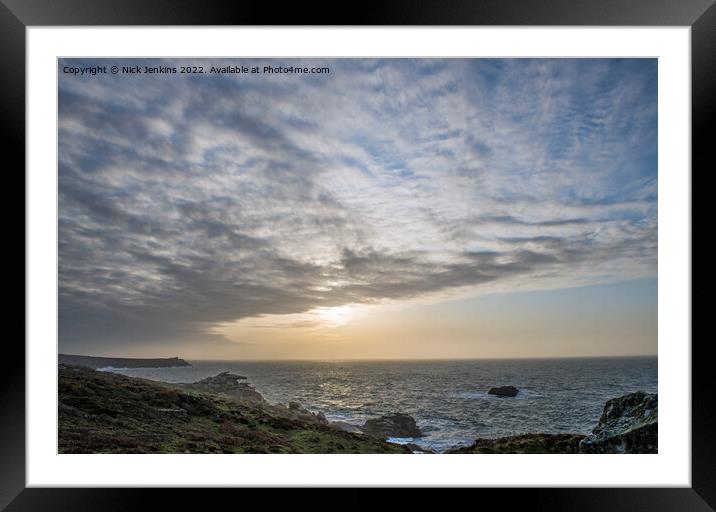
[58, 353, 191, 369]
[187, 371, 264, 402]
[58, 364, 409, 454]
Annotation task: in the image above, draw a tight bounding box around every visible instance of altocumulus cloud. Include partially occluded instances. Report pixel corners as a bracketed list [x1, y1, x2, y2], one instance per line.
[58, 58, 657, 352]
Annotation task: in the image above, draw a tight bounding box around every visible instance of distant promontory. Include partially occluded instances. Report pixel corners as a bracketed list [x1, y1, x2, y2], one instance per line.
[58, 354, 191, 370]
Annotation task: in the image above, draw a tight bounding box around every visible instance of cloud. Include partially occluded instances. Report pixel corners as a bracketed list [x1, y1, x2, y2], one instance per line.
[58, 58, 657, 352]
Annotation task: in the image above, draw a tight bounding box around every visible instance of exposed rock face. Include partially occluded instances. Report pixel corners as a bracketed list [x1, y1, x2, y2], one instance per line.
[488, 386, 519, 397]
[196, 371, 248, 388]
[328, 421, 364, 435]
[579, 391, 657, 454]
[361, 413, 423, 439]
[405, 443, 435, 454]
[448, 392, 658, 454]
[447, 433, 586, 454]
[192, 372, 264, 402]
[283, 402, 329, 425]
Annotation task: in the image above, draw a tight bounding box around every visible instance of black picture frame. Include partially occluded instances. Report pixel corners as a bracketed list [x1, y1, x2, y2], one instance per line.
[5, 0, 710, 508]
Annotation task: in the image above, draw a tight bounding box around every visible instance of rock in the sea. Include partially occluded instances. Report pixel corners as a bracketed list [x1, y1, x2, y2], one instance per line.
[488, 386, 519, 397]
[579, 391, 657, 454]
[197, 371, 248, 386]
[361, 413, 422, 439]
[192, 372, 264, 402]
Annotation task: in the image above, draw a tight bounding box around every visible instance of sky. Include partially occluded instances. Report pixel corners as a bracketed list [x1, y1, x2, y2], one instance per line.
[58, 58, 658, 360]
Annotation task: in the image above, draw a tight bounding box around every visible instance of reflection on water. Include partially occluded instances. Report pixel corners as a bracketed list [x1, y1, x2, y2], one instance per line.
[107, 357, 657, 452]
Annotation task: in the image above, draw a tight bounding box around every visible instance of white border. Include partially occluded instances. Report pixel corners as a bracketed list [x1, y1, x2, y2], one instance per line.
[27, 27, 691, 487]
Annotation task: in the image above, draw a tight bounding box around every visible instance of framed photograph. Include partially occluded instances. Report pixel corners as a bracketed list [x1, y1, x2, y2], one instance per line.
[7, 0, 709, 507]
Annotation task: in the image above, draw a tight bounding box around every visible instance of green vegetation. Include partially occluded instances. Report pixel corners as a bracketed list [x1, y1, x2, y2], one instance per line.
[58, 365, 409, 454]
[447, 433, 586, 454]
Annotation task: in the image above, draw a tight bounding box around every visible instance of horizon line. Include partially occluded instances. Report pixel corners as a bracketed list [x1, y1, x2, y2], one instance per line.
[59, 353, 658, 363]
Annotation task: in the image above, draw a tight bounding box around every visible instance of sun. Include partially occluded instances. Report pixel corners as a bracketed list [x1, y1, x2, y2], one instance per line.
[313, 305, 356, 327]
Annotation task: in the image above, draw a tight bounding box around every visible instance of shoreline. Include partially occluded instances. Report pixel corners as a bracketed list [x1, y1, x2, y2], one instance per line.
[58, 360, 658, 454]
[58, 364, 410, 454]
[103, 357, 656, 451]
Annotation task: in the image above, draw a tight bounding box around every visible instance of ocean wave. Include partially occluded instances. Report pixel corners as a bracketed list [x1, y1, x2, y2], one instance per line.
[386, 437, 416, 444]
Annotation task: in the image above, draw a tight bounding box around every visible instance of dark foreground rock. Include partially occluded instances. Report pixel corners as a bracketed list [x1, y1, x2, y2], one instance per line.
[488, 386, 519, 397]
[579, 391, 657, 454]
[58, 365, 410, 454]
[58, 354, 191, 369]
[361, 413, 422, 439]
[190, 371, 264, 402]
[405, 443, 436, 454]
[450, 391, 657, 454]
[447, 433, 586, 454]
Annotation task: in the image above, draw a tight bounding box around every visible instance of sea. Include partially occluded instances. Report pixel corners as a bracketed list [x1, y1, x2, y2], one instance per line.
[101, 357, 657, 453]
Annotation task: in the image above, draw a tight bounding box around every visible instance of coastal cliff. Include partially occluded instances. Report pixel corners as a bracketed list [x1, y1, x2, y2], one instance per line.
[58, 354, 191, 369]
[578, 391, 657, 454]
[58, 364, 409, 454]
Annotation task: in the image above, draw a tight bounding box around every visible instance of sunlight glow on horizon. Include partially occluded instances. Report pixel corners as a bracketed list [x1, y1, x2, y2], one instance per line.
[313, 305, 358, 327]
[193, 279, 658, 362]
[58, 58, 657, 360]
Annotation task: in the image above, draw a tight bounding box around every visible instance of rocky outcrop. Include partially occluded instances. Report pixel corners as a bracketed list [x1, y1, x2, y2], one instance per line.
[196, 371, 248, 387]
[283, 401, 329, 426]
[488, 386, 519, 397]
[579, 391, 657, 454]
[191, 372, 264, 402]
[448, 391, 657, 454]
[361, 413, 422, 439]
[59, 354, 191, 369]
[328, 421, 364, 435]
[447, 433, 586, 454]
[405, 443, 436, 454]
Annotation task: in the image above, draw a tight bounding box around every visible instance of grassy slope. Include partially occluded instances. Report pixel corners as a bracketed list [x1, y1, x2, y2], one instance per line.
[447, 433, 586, 454]
[58, 365, 408, 454]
